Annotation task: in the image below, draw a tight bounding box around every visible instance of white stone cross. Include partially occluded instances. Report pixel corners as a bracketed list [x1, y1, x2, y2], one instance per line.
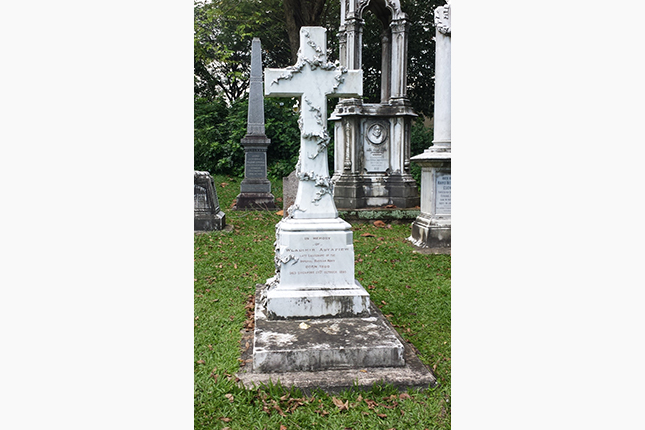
[265, 27, 362, 219]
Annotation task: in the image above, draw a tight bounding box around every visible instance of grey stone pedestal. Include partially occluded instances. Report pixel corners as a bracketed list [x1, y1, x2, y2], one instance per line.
[408, 151, 451, 248]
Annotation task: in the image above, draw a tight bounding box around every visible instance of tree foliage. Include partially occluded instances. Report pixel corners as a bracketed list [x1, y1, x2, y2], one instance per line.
[194, 0, 293, 103]
[194, 0, 442, 178]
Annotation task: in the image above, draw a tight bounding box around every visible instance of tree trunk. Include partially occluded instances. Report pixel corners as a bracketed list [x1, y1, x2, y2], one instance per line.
[282, 0, 327, 64]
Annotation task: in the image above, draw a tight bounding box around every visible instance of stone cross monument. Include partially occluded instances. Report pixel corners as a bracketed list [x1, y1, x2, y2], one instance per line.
[245, 28, 418, 378]
[262, 27, 369, 319]
[409, 2, 451, 248]
[234, 37, 278, 210]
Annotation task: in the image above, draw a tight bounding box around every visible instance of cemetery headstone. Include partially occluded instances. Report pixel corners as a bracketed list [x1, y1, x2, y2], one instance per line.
[233, 37, 278, 211]
[409, 3, 451, 248]
[251, 27, 407, 373]
[330, 0, 419, 209]
[281, 170, 298, 218]
[194, 171, 225, 231]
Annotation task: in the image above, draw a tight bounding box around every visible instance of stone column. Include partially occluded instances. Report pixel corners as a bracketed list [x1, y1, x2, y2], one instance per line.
[380, 30, 391, 103]
[234, 37, 277, 211]
[390, 17, 410, 104]
[409, 3, 451, 249]
[432, 4, 451, 152]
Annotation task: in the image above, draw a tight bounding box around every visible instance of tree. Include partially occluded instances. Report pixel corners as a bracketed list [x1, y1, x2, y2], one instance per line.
[194, 0, 293, 103]
[282, 0, 331, 63]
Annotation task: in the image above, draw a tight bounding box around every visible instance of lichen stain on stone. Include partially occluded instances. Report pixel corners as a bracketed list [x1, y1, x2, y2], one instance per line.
[258, 331, 297, 346]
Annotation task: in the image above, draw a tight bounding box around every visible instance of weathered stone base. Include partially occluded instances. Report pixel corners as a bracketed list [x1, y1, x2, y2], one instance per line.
[233, 192, 278, 210]
[237, 285, 437, 392]
[264, 281, 370, 320]
[194, 210, 226, 231]
[254, 299, 403, 373]
[408, 214, 451, 248]
[333, 173, 419, 210]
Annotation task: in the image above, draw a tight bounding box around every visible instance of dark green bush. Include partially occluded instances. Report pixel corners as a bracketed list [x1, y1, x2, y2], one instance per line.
[410, 118, 434, 186]
[194, 97, 434, 188]
[194, 96, 301, 179]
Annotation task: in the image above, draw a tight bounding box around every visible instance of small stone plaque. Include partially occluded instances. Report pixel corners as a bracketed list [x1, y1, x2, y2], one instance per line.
[245, 152, 266, 179]
[435, 172, 451, 214]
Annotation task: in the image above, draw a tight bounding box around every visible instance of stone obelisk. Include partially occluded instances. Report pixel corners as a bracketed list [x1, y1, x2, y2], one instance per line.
[234, 37, 277, 210]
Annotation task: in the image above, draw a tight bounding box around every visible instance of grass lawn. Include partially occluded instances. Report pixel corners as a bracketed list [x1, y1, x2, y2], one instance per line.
[195, 174, 451, 429]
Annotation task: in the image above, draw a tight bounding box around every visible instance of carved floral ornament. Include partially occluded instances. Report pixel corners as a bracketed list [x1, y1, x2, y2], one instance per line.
[434, 3, 451, 35]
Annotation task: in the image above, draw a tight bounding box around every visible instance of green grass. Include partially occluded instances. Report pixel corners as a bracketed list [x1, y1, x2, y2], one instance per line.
[195, 174, 451, 429]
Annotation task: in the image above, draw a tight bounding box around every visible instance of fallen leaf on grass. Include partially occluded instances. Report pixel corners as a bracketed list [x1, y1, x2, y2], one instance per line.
[280, 425, 287, 430]
[274, 404, 287, 417]
[219, 417, 231, 422]
[399, 393, 412, 400]
[276, 210, 284, 216]
[377, 413, 387, 418]
[373, 220, 386, 228]
[196, 360, 205, 365]
[360, 233, 376, 237]
[332, 397, 349, 411]
[225, 393, 234, 402]
[364, 399, 378, 409]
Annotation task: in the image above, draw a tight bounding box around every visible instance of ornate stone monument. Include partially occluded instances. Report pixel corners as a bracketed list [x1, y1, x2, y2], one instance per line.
[409, 3, 451, 248]
[262, 27, 368, 319]
[233, 37, 278, 211]
[250, 27, 410, 375]
[330, 0, 419, 209]
[236, 29, 437, 390]
[194, 171, 226, 231]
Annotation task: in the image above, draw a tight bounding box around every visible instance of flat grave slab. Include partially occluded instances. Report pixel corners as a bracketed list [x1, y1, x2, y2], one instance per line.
[237, 284, 437, 392]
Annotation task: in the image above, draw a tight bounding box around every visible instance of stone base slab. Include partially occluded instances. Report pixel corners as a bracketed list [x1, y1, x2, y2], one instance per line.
[233, 193, 278, 210]
[194, 210, 226, 231]
[264, 281, 370, 319]
[409, 215, 451, 248]
[332, 173, 419, 210]
[237, 285, 437, 392]
[255, 285, 404, 373]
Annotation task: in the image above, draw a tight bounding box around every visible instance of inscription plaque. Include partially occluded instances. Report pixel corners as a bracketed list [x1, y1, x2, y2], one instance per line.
[245, 152, 266, 179]
[435, 172, 451, 214]
[277, 230, 355, 289]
